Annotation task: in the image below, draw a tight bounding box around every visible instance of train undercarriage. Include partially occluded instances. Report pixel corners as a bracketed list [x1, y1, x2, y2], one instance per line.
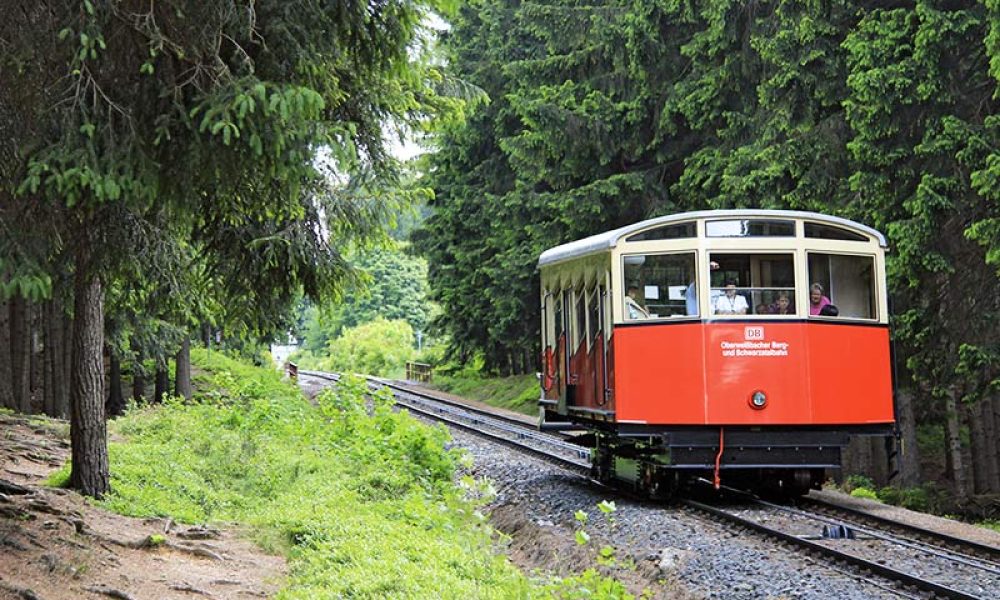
[568, 424, 895, 499]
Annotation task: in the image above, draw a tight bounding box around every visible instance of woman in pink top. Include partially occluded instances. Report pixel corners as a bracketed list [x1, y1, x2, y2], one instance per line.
[809, 283, 831, 315]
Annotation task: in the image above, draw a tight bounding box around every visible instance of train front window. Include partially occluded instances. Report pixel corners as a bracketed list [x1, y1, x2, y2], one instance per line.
[807, 253, 876, 319]
[622, 252, 697, 319]
[708, 253, 797, 316]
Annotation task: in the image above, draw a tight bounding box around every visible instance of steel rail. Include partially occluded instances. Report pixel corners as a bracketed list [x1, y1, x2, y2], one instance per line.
[298, 370, 340, 382]
[755, 498, 1000, 577]
[682, 499, 989, 600]
[367, 380, 591, 470]
[300, 370, 591, 474]
[373, 377, 540, 431]
[799, 496, 1000, 566]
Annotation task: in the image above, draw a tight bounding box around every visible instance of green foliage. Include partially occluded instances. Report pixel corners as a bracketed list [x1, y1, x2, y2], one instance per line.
[44, 466, 71, 489]
[876, 485, 936, 513]
[297, 245, 433, 355]
[849, 487, 880, 501]
[544, 568, 636, 600]
[417, 0, 1000, 412]
[101, 348, 545, 598]
[433, 371, 541, 416]
[844, 474, 876, 493]
[980, 520, 1000, 533]
[312, 318, 416, 378]
[563, 500, 637, 597]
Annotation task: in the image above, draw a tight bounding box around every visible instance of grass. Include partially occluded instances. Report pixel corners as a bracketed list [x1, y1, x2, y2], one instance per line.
[980, 520, 1000, 533]
[432, 372, 540, 416]
[58, 347, 637, 599]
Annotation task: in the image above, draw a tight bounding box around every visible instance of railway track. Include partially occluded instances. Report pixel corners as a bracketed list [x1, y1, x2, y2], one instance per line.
[682, 494, 1000, 600]
[298, 370, 998, 599]
[297, 370, 590, 473]
[798, 496, 1000, 565]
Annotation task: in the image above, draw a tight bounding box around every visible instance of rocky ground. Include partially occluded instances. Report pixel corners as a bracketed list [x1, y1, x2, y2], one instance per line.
[0, 412, 285, 600]
[452, 428, 920, 600]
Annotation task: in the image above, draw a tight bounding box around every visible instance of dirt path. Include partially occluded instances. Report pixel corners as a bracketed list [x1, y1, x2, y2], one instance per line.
[0, 412, 285, 600]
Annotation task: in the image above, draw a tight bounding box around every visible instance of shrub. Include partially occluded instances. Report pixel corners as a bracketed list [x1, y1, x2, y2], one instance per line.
[875, 484, 950, 514]
[843, 474, 875, 493]
[325, 317, 415, 377]
[850, 487, 880, 501]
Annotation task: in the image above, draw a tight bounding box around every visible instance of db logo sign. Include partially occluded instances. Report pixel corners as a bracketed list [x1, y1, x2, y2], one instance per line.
[744, 326, 765, 340]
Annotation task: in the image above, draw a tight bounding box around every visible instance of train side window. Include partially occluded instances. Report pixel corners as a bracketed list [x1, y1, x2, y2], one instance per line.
[588, 286, 602, 343]
[708, 253, 797, 316]
[706, 219, 795, 237]
[574, 288, 586, 349]
[807, 253, 876, 319]
[625, 222, 696, 241]
[622, 252, 697, 319]
[554, 292, 565, 342]
[804, 222, 869, 242]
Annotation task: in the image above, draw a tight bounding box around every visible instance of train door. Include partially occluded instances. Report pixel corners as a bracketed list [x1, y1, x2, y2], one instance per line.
[585, 284, 601, 408]
[591, 282, 611, 409]
[555, 290, 569, 413]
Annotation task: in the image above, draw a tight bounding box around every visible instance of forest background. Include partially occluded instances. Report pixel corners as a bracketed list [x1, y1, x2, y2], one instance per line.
[2, 0, 1000, 513]
[411, 0, 1000, 507]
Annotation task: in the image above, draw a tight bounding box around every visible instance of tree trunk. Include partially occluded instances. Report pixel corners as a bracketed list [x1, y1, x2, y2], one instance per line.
[975, 397, 1000, 493]
[131, 339, 145, 405]
[841, 436, 873, 484]
[0, 299, 14, 409]
[994, 395, 1000, 488]
[868, 436, 889, 487]
[966, 401, 987, 494]
[30, 302, 43, 414]
[153, 366, 169, 404]
[174, 336, 192, 401]
[943, 389, 967, 499]
[106, 350, 125, 418]
[60, 310, 73, 417]
[11, 296, 32, 413]
[68, 261, 109, 498]
[43, 301, 56, 416]
[895, 389, 922, 488]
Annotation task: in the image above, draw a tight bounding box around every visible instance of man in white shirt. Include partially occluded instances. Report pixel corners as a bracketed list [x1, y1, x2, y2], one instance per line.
[625, 286, 650, 319]
[713, 280, 748, 315]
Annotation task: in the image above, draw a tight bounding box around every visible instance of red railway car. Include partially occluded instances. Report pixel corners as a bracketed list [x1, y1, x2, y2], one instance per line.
[538, 210, 895, 496]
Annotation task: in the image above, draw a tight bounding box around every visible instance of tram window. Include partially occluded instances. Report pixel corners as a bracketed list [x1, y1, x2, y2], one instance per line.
[622, 252, 697, 319]
[574, 289, 586, 348]
[808, 253, 876, 319]
[706, 219, 795, 238]
[625, 222, 696, 242]
[588, 286, 602, 343]
[554, 292, 565, 341]
[709, 253, 797, 316]
[804, 222, 869, 242]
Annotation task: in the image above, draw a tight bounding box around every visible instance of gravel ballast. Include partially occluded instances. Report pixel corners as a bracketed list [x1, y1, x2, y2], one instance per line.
[451, 429, 908, 599]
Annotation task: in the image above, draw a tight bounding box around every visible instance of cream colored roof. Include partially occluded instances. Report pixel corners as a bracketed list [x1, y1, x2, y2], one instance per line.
[537, 209, 886, 267]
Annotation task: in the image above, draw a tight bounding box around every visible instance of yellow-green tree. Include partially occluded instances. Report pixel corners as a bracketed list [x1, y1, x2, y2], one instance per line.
[325, 318, 416, 378]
